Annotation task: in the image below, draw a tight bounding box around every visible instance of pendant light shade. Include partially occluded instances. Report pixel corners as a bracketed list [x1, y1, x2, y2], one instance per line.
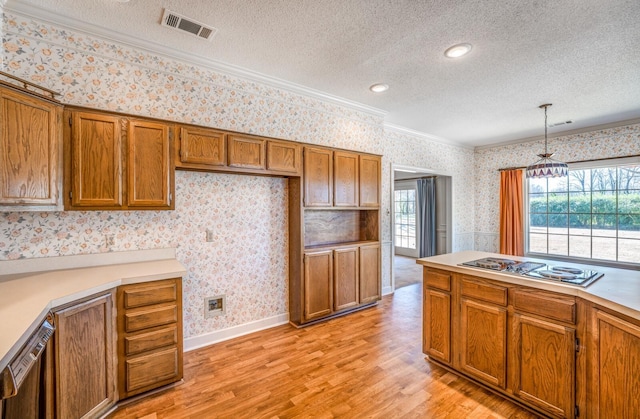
[526, 104, 568, 178]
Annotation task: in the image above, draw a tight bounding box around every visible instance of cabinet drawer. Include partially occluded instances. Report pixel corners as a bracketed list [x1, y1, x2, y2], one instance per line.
[125, 347, 179, 393]
[513, 289, 576, 324]
[461, 276, 507, 306]
[125, 325, 178, 356]
[123, 281, 177, 309]
[424, 270, 451, 292]
[125, 304, 177, 332]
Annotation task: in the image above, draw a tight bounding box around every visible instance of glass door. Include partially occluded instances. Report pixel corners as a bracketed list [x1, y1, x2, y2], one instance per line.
[394, 183, 419, 257]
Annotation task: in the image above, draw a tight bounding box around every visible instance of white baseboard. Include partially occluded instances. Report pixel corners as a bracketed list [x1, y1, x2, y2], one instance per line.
[382, 286, 394, 296]
[184, 313, 290, 352]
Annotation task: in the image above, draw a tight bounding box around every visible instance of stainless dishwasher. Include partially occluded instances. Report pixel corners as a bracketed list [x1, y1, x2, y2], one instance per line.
[0, 313, 55, 419]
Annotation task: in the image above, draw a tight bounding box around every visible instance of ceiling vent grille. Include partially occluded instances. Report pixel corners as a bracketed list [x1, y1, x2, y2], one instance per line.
[161, 9, 218, 41]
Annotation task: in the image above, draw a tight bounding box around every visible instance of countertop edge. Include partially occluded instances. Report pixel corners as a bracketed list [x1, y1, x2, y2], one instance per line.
[0, 258, 186, 372]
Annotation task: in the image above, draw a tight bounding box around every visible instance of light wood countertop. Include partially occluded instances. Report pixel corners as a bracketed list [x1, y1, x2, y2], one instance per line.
[0, 249, 186, 371]
[417, 250, 640, 321]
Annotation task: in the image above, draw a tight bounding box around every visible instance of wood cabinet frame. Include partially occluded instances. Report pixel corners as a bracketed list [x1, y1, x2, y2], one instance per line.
[54, 292, 116, 418]
[0, 86, 63, 210]
[64, 107, 174, 210]
[422, 270, 588, 418]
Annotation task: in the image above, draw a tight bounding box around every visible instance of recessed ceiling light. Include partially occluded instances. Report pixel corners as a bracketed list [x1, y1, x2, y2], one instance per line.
[444, 43, 472, 58]
[369, 83, 389, 93]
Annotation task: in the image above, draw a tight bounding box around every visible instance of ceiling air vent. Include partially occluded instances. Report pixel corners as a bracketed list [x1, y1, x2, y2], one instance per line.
[161, 9, 218, 41]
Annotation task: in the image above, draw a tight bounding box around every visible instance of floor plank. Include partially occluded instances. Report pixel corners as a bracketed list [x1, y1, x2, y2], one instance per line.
[109, 284, 539, 418]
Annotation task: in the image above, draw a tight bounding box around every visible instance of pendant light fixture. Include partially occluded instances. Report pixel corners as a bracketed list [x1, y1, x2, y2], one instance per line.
[526, 104, 568, 178]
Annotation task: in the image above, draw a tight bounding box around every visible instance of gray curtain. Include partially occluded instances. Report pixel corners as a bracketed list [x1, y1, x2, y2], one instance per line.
[416, 177, 436, 258]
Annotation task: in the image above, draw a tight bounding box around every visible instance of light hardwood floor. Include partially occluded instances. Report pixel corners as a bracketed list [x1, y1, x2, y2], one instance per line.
[109, 284, 537, 419]
[394, 255, 423, 289]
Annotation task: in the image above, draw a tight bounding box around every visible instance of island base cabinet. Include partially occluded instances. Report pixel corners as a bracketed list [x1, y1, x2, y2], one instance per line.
[460, 298, 506, 388]
[590, 310, 640, 418]
[511, 313, 576, 418]
[54, 292, 116, 419]
[423, 288, 451, 364]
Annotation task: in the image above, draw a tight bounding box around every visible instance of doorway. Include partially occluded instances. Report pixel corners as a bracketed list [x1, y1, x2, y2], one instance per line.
[392, 165, 452, 290]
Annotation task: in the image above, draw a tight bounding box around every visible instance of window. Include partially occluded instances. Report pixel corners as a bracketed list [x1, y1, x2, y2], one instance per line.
[394, 188, 417, 250]
[526, 158, 640, 266]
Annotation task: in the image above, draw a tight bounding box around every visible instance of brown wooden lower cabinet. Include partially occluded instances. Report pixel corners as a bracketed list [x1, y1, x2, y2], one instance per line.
[117, 278, 183, 399]
[423, 287, 451, 364]
[511, 312, 576, 418]
[359, 243, 381, 304]
[423, 268, 584, 418]
[303, 250, 333, 321]
[460, 298, 507, 388]
[589, 309, 640, 418]
[300, 242, 380, 325]
[54, 292, 116, 419]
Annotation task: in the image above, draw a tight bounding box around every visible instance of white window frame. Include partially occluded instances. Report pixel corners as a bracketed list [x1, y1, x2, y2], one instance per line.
[524, 156, 640, 269]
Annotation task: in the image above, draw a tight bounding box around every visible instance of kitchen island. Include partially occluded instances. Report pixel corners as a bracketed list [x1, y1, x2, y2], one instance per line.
[417, 250, 640, 419]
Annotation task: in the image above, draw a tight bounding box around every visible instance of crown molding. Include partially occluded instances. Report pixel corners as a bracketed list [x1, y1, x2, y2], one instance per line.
[475, 116, 640, 151]
[3, 0, 387, 118]
[384, 122, 471, 149]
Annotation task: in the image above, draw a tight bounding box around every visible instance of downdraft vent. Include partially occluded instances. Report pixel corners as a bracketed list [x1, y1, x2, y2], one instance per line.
[161, 9, 218, 41]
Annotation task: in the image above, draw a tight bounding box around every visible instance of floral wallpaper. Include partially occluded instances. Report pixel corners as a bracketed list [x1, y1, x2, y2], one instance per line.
[0, 10, 386, 339]
[3, 7, 635, 341]
[383, 130, 477, 251]
[474, 123, 640, 252]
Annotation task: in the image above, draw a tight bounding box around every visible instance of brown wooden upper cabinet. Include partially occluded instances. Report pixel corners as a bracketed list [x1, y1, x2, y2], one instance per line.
[0, 85, 63, 210]
[359, 154, 380, 207]
[304, 146, 380, 208]
[303, 146, 333, 207]
[267, 140, 302, 174]
[227, 134, 266, 170]
[65, 109, 174, 210]
[127, 120, 173, 208]
[178, 126, 226, 167]
[334, 151, 359, 207]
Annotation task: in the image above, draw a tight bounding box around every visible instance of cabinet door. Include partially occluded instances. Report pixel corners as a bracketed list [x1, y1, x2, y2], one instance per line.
[359, 155, 380, 207]
[179, 126, 226, 166]
[267, 140, 301, 174]
[69, 111, 122, 208]
[303, 250, 333, 321]
[227, 134, 266, 169]
[55, 293, 115, 419]
[460, 298, 507, 388]
[128, 120, 172, 208]
[423, 287, 451, 364]
[334, 247, 359, 311]
[359, 243, 381, 304]
[303, 147, 332, 207]
[334, 151, 359, 207]
[590, 310, 640, 418]
[0, 87, 61, 207]
[511, 313, 575, 418]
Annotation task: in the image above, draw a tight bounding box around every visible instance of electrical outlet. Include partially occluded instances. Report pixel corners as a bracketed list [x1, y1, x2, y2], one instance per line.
[105, 234, 115, 247]
[206, 229, 214, 242]
[204, 295, 225, 318]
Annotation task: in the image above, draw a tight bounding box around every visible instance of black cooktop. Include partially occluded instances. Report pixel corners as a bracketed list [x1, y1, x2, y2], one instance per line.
[460, 257, 603, 287]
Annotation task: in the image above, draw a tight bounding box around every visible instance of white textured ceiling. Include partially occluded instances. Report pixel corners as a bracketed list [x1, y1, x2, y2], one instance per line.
[5, 0, 640, 146]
